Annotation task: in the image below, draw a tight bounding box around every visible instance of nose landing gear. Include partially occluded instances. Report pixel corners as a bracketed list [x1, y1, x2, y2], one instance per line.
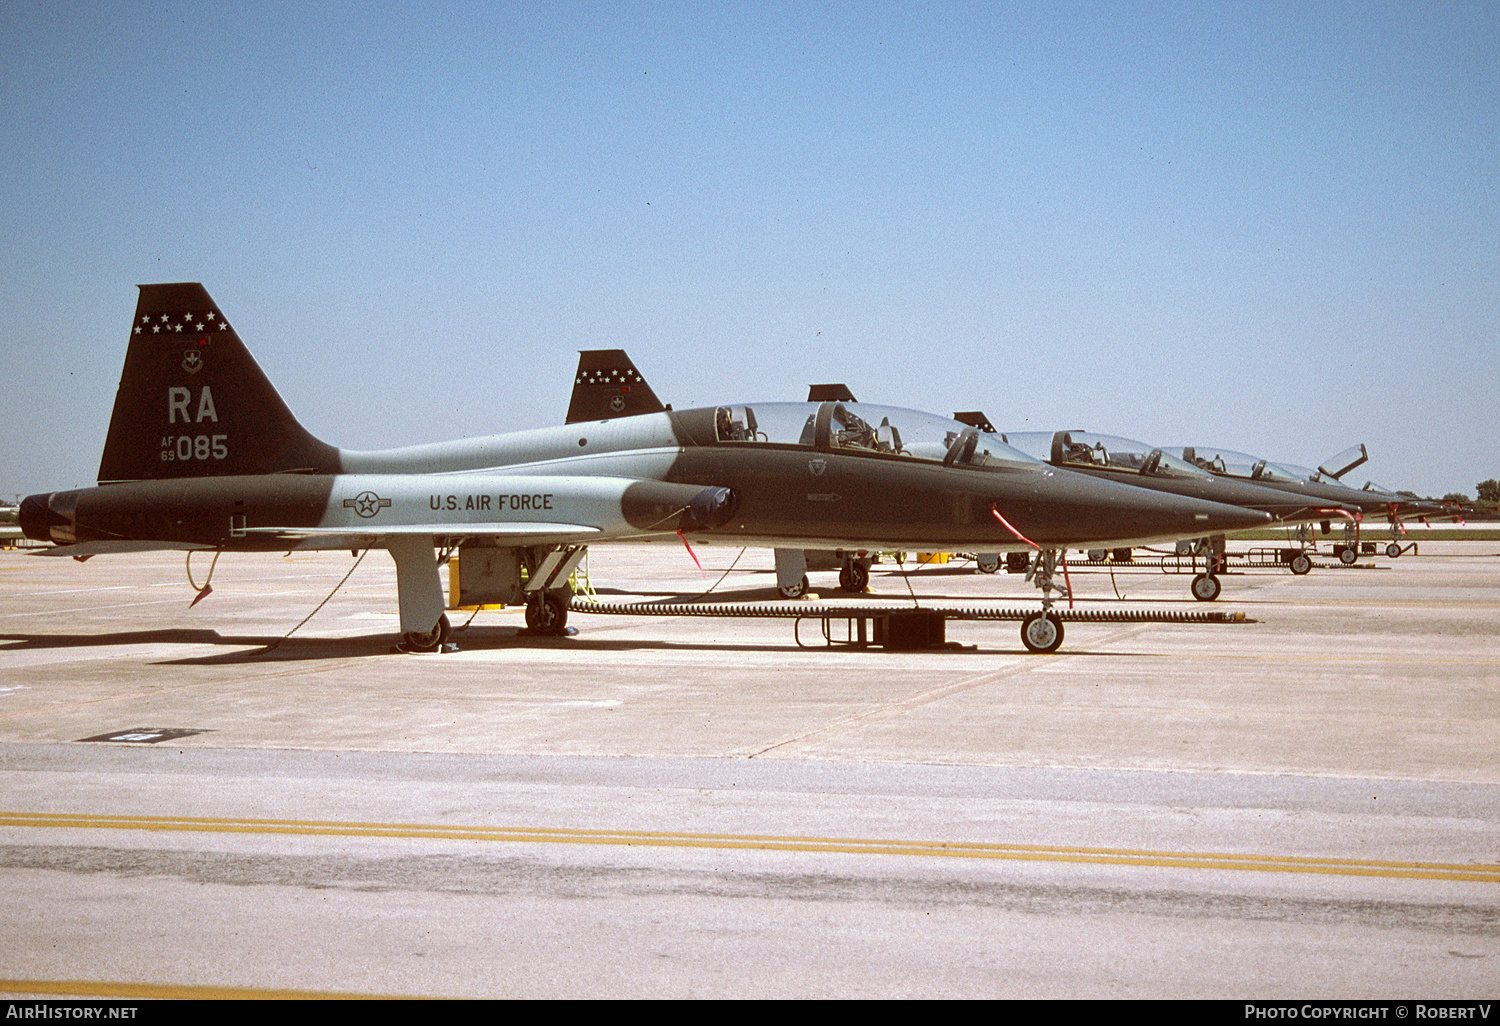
[1020, 549, 1070, 653]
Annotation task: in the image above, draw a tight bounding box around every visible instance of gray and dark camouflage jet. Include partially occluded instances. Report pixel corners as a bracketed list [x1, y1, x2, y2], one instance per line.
[959, 424, 1363, 598]
[969, 426, 1356, 525]
[1220, 444, 1461, 553]
[20, 285, 1270, 652]
[1163, 443, 1433, 564]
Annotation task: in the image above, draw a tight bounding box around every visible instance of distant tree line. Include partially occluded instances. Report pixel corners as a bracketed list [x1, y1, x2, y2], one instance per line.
[1438, 479, 1500, 516]
[1443, 480, 1499, 502]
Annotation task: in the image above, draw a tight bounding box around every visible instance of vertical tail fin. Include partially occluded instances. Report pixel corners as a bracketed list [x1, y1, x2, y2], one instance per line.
[97, 283, 341, 483]
[807, 383, 858, 402]
[564, 349, 666, 424]
[952, 411, 997, 434]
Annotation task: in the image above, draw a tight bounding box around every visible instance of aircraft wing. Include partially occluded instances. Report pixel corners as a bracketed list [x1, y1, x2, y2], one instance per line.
[241, 523, 605, 547]
[27, 525, 606, 557]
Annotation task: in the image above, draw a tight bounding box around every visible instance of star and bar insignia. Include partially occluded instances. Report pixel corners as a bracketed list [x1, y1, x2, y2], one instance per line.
[344, 491, 392, 518]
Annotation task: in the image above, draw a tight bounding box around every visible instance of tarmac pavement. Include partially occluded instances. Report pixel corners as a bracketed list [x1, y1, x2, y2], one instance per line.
[0, 541, 1496, 998]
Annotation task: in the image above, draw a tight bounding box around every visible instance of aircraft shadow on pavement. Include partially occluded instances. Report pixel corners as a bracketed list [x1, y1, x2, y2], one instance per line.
[0, 628, 385, 664]
[0, 629, 281, 651]
[1, 618, 1169, 664]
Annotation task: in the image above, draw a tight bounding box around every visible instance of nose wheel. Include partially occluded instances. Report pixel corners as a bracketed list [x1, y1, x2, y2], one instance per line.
[1190, 573, 1222, 602]
[1021, 611, 1064, 653]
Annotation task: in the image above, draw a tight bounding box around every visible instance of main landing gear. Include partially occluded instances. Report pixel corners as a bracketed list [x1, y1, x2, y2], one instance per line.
[524, 591, 570, 635]
[775, 548, 811, 598]
[401, 613, 451, 653]
[772, 549, 872, 596]
[838, 555, 872, 592]
[388, 536, 453, 654]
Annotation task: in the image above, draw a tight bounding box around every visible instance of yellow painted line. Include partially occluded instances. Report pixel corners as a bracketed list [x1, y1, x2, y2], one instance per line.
[1145, 651, 1496, 666]
[3, 811, 1497, 883]
[0, 978, 417, 1000]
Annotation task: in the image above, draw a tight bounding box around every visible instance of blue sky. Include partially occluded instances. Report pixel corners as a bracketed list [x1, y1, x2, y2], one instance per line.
[2, 0, 1495, 499]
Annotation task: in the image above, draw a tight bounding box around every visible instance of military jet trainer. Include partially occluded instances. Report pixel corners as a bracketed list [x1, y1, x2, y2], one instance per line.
[1164, 444, 1430, 564]
[1269, 445, 1461, 554]
[20, 284, 1270, 653]
[968, 426, 1361, 599]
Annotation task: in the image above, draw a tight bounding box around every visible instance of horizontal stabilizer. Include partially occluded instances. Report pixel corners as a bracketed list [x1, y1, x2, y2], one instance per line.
[30, 540, 219, 557]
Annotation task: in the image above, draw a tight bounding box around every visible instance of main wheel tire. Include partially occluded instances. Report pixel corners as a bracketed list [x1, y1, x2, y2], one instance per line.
[525, 593, 569, 634]
[1020, 611, 1064, 654]
[778, 575, 809, 599]
[1190, 573, 1222, 602]
[976, 556, 1000, 574]
[838, 562, 869, 592]
[402, 613, 451, 652]
[1339, 547, 1359, 566]
[1386, 542, 1402, 559]
[1289, 553, 1312, 575]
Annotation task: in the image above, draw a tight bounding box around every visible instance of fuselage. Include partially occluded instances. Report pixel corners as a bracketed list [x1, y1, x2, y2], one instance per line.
[25, 401, 1272, 554]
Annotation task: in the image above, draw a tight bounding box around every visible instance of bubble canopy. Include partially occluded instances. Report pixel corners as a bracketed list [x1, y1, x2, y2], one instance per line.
[1169, 445, 1309, 485]
[999, 431, 1213, 480]
[686, 402, 1042, 469]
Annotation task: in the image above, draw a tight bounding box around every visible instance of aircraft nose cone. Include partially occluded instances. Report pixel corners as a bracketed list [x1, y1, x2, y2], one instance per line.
[1118, 498, 1270, 538]
[1019, 472, 1272, 546]
[1190, 504, 1273, 533]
